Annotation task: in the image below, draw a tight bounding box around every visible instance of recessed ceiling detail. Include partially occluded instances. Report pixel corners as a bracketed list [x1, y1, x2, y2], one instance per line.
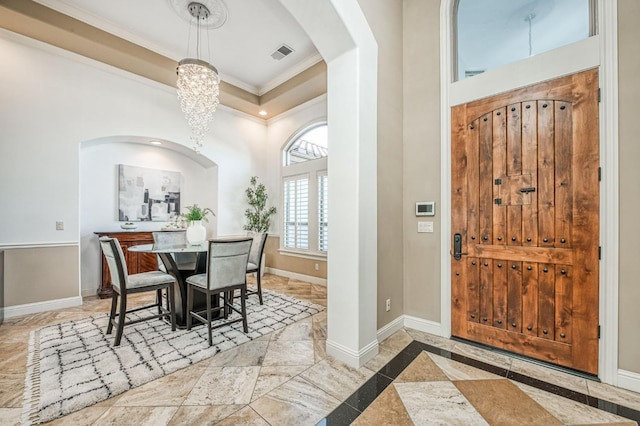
[169, 0, 228, 28]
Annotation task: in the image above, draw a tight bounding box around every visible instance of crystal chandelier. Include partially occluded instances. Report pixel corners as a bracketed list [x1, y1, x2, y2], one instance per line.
[176, 1, 226, 153]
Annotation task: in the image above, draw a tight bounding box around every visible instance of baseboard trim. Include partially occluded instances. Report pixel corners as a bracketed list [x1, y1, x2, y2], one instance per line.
[617, 369, 640, 394]
[326, 338, 379, 368]
[377, 315, 405, 342]
[1, 296, 82, 319]
[376, 315, 444, 344]
[265, 267, 327, 286]
[403, 315, 444, 336]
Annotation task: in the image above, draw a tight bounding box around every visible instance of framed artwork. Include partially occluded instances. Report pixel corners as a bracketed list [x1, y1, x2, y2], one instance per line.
[118, 164, 181, 222]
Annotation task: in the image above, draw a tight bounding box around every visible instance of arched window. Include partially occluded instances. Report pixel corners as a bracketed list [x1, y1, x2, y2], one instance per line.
[281, 123, 328, 254]
[455, 0, 596, 81]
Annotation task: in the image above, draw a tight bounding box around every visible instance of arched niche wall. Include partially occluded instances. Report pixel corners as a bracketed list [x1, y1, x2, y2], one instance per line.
[78, 135, 218, 297]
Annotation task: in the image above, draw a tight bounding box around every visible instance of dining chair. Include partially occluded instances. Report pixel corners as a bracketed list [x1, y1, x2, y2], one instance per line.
[185, 237, 253, 346]
[99, 236, 176, 346]
[152, 231, 198, 272]
[246, 232, 268, 304]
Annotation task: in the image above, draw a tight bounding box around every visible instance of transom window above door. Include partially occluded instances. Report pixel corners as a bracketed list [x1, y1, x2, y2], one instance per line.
[455, 0, 596, 81]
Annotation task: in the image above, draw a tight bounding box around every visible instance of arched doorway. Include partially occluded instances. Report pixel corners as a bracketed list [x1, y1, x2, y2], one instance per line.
[278, 1, 379, 367]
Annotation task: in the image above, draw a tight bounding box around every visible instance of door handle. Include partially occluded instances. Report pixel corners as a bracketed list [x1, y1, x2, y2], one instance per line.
[454, 233, 464, 260]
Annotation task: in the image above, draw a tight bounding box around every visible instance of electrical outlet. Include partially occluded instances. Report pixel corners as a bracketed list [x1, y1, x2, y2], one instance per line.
[55, 221, 64, 230]
[314, 263, 319, 271]
[385, 298, 391, 312]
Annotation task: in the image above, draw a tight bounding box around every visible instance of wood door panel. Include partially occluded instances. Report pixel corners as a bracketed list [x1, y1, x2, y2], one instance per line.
[493, 260, 508, 330]
[538, 264, 556, 341]
[538, 100, 556, 248]
[468, 245, 573, 265]
[555, 101, 573, 248]
[522, 262, 538, 336]
[521, 101, 539, 247]
[493, 109, 507, 246]
[451, 69, 599, 374]
[507, 261, 523, 333]
[555, 265, 573, 343]
[467, 257, 480, 323]
[479, 259, 493, 326]
[479, 114, 493, 244]
[467, 122, 480, 244]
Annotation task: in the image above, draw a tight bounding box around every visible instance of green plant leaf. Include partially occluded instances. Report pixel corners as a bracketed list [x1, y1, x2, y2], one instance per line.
[181, 204, 215, 223]
[243, 176, 276, 232]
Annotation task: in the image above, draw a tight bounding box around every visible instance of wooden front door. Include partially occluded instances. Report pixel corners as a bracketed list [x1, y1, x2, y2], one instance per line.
[451, 69, 600, 374]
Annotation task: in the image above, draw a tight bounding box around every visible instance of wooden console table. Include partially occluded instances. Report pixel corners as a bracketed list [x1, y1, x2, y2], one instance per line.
[95, 231, 158, 298]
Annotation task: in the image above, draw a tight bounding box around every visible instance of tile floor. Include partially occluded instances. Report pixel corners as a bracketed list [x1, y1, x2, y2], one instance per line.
[0, 274, 638, 425]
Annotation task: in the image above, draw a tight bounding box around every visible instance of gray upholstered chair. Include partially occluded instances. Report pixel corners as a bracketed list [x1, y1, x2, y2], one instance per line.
[99, 236, 176, 346]
[246, 232, 268, 304]
[185, 237, 253, 346]
[152, 231, 198, 272]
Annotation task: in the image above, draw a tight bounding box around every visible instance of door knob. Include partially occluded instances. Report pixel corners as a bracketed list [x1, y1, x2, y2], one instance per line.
[454, 233, 462, 260]
[453, 233, 467, 260]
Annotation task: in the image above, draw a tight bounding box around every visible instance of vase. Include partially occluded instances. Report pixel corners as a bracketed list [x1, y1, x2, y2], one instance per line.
[186, 220, 206, 245]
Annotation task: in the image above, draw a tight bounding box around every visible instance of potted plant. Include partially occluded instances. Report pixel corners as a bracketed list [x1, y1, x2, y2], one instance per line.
[181, 204, 215, 245]
[243, 176, 276, 233]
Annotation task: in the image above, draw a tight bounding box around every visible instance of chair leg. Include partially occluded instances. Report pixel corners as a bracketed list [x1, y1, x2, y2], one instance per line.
[206, 290, 212, 346]
[240, 287, 248, 333]
[168, 285, 176, 332]
[223, 291, 229, 319]
[227, 289, 235, 315]
[107, 292, 118, 335]
[156, 289, 162, 315]
[186, 284, 193, 330]
[256, 271, 263, 305]
[114, 294, 127, 346]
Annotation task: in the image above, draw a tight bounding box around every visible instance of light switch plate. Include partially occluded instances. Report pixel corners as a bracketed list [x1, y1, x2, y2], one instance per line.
[418, 221, 434, 233]
[418, 222, 433, 232]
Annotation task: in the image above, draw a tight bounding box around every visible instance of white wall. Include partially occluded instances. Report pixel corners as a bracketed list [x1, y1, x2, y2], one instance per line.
[0, 30, 267, 308]
[0, 31, 267, 246]
[79, 140, 218, 296]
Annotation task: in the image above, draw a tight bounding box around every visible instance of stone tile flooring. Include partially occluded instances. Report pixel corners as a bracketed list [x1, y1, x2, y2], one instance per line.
[0, 274, 639, 425]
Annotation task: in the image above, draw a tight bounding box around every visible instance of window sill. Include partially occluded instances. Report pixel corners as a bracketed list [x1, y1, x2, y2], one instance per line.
[278, 248, 327, 261]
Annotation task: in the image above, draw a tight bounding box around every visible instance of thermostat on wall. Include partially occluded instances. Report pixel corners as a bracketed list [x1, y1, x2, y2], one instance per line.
[416, 201, 435, 216]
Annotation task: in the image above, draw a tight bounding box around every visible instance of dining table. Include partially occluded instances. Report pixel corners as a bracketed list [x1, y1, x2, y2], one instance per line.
[128, 241, 211, 327]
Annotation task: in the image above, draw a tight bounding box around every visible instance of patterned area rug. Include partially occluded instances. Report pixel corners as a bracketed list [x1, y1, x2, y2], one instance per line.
[22, 288, 324, 424]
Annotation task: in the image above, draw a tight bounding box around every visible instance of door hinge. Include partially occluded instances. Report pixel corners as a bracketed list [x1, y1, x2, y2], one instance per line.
[494, 178, 502, 185]
[598, 325, 601, 339]
[598, 88, 601, 103]
[598, 167, 602, 182]
[494, 198, 502, 205]
[599, 246, 602, 260]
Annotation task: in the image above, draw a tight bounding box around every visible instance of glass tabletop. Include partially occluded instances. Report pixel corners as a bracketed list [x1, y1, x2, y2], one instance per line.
[128, 243, 208, 253]
[128, 236, 251, 253]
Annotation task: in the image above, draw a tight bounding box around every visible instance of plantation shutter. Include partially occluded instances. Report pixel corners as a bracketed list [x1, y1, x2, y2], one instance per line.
[283, 176, 309, 250]
[318, 173, 328, 252]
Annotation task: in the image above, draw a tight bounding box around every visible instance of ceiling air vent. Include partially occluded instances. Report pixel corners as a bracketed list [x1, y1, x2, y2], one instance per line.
[271, 44, 294, 61]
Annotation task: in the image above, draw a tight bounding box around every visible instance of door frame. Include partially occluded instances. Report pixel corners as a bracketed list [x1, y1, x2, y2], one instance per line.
[439, 0, 619, 384]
